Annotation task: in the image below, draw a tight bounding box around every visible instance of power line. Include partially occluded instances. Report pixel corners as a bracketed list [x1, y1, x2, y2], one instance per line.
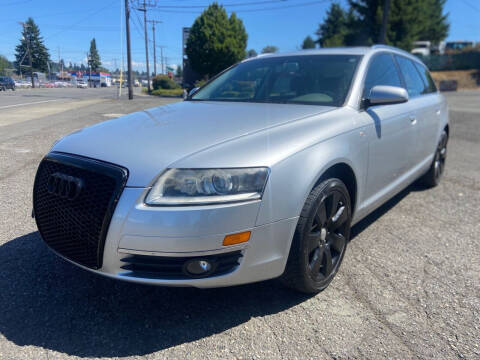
[153, 0, 286, 8]
[44, 0, 118, 40]
[149, 0, 330, 13]
[461, 0, 480, 13]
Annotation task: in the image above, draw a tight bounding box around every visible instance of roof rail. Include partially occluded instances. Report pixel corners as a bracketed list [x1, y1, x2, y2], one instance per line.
[371, 44, 414, 58]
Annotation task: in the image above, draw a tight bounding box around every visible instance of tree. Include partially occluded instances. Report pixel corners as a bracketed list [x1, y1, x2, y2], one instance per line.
[416, 0, 449, 44]
[316, 3, 350, 47]
[261, 45, 278, 54]
[14, 18, 50, 73]
[186, 3, 247, 78]
[247, 49, 258, 58]
[88, 38, 101, 72]
[176, 65, 183, 77]
[0, 55, 12, 75]
[347, 0, 449, 50]
[301, 36, 316, 49]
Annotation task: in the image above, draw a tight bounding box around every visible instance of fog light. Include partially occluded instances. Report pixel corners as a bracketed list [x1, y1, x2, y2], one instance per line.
[185, 259, 213, 275]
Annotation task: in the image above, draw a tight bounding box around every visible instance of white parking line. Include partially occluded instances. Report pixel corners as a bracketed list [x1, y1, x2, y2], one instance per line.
[0, 99, 62, 110]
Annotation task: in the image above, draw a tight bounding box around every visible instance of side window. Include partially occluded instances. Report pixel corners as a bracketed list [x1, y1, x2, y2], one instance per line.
[414, 62, 437, 93]
[363, 53, 402, 98]
[395, 56, 426, 97]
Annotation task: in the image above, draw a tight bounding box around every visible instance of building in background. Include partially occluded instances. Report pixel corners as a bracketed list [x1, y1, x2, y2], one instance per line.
[70, 71, 111, 87]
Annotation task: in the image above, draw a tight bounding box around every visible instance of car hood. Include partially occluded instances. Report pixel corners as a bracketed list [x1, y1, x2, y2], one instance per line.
[53, 101, 334, 186]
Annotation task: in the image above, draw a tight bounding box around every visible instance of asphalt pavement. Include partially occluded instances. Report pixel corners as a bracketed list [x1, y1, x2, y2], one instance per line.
[0, 87, 478, 359]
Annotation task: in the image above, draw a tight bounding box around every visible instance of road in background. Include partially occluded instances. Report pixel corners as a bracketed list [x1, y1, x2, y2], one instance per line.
[0, 88, 479, 359]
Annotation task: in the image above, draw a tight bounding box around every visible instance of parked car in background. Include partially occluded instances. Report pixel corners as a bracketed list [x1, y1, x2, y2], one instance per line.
[76, 81, 88, 89]
[33, 45, 448, 293]
[411, 41, 431, 56]
[15, 80, 32, 88]
[0, 76, 16, 91]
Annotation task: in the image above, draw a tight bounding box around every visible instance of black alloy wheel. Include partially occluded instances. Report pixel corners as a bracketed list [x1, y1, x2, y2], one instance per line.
[433, 131, 448, 181]
[420, 129, 448, 187]
[282, 178, 351, 293]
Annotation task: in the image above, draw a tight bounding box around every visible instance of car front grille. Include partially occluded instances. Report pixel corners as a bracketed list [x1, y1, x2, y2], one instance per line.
[33, 152, 128, 269]
[120, 251, 243, 279]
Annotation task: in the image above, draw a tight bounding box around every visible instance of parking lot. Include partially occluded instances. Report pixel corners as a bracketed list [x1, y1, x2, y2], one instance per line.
[0, 88, 478, 359]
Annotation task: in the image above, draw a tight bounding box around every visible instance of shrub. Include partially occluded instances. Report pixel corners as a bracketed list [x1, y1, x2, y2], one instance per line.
[151, 88, 184, 97]
[152, 75, 180, 90]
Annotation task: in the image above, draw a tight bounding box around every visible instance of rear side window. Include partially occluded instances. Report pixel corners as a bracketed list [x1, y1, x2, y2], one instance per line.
[414, 62, 437, 93]
[363, 53, 402, 98]
[395, 56, 426, 97]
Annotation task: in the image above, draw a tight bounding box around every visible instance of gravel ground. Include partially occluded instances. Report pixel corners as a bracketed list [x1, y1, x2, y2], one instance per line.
[0, 88, 478, 359]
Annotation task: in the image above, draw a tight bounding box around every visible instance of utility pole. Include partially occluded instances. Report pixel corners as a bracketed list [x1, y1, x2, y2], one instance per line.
[58, 47, 63, 80]
[19, 22, 35, 88]
[147, 20, 162, 76]
[125, 0, 133, 99]
[160, 46, 164, 75]
[87, 52, 92, 87]
[379, 0, 390, 44]
[137, 0, 151, 93]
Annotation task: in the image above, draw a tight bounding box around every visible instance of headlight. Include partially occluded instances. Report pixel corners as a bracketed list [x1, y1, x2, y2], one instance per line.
[145, 168, 270, 206]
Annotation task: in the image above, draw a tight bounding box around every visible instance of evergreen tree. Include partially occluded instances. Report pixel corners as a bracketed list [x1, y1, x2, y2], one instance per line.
[261, 45, 278, 54]
[88, 38, 101, 72]
[347, 0, 449, 50]
[14, 18, 50, 73]
[175, 65, 183, 77]
[186, 3, 247, 78]
[301, 36, 316, 49]
[247, 49, 258, 58]
[0, 55, 12, 75]
[316, 3, 350, 47]
[416, 0, 449, 44]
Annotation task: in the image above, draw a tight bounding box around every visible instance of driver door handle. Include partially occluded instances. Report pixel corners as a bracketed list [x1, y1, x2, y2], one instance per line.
[409, 115, 417, 125]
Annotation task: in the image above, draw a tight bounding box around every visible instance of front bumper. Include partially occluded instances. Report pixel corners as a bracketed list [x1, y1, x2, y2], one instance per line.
[69, 187, 298, 288]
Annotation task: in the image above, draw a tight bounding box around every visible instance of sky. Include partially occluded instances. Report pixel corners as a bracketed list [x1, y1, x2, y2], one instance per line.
[0, 0, 478, 72]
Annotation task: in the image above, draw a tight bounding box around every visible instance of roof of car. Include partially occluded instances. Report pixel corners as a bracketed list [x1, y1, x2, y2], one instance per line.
[245, 45, 423, 65]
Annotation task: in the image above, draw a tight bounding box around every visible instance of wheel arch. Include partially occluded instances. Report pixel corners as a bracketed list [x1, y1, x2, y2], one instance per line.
[313, 162, 358, 217]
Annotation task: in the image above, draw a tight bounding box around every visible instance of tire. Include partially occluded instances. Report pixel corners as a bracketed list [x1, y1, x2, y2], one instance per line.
[281, 178, 352, 293]
[419, 129, 448, 188]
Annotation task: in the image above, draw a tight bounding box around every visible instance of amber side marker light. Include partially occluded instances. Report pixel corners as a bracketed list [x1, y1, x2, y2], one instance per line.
[223, 231, 251, 246]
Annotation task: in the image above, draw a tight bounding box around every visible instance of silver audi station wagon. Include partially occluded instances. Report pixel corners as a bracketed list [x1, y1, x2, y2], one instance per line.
[33, 45, 448, 293]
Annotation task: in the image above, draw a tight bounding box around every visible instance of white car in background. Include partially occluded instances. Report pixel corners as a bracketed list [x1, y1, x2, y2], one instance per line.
[76, 81, 88, 89]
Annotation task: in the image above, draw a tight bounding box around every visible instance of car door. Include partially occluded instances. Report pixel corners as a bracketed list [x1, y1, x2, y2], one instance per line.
[395, 55, 438, 166]
[413, 61, 443, 162]
[360, 52, 417, 202]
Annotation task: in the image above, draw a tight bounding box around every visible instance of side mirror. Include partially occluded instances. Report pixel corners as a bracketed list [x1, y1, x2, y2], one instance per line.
[365, 85, 408, 107]
[188, 87, 200, 97]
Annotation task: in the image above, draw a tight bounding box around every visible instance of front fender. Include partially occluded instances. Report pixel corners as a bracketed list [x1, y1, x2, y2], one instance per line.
[255, 128, 369, 226]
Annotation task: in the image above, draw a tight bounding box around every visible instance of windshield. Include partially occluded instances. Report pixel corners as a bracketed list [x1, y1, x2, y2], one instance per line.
[191, 55, 361, 106]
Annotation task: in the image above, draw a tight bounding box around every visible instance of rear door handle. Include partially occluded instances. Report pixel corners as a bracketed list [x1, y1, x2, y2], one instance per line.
[436, 109, 441, 115]
[409, 115, 417, 124]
